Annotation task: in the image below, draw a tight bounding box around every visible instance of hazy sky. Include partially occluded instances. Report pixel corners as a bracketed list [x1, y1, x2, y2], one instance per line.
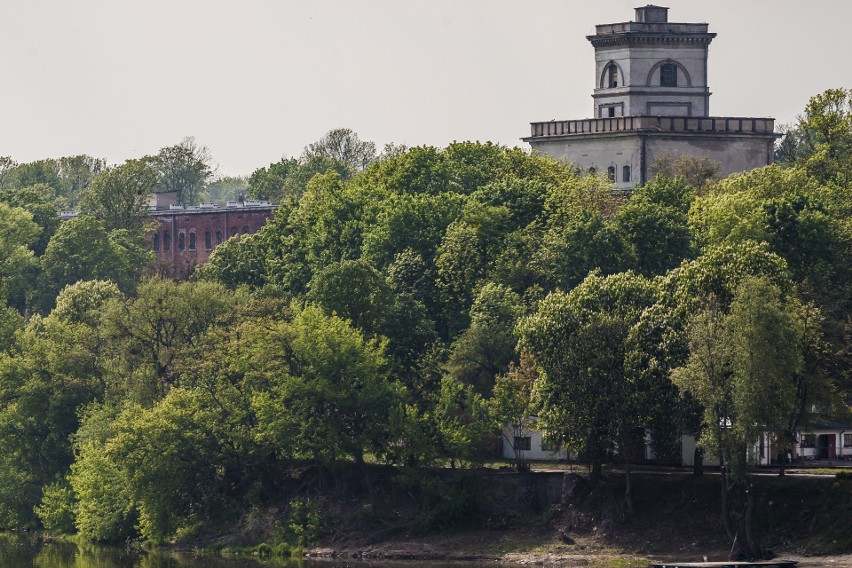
[2, 0, 851, 177]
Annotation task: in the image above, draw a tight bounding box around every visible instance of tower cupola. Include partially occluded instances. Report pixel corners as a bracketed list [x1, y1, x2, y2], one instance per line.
[587, 5, 715, 118]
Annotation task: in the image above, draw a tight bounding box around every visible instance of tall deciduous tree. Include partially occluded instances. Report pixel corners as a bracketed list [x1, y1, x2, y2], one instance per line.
[252, 305, 403, 483]
[58, 155, 106, 208]
[79, 159, 158, 231]
[154, 137, 214, 206]
[519, 271, 657, 512]
[302, 128, 376, 173]
[38, 217, 147, 312]
[672, 277, 806, 556]
[490, 355, 538, 470]
[0, 203, 41, 312]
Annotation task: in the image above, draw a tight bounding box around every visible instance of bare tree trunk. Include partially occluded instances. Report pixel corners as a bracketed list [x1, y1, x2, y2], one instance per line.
[720, 459, 734, 541]
[744, 481, 759, 558]
[590, 460, 602, 483]
[355, 452, 374, 505]
[693, 446, 704, 476]
[623, 452, 634, 516]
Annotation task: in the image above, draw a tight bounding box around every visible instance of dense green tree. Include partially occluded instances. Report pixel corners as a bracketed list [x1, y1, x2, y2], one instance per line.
[202, 229, 274, 290]
[103, 390, 235, 542]
[247, 158, 300, 201]
[0, 185, 60, 255]
[79, 158, 158, 231]
[37, 217, 146, 311]
[0, 159, 63, 198]
[446, 282, 522, 396]
[519, 271, 658, 509]
[780, 88, 852, 186]
[252, 305, 404, 478]
[490, 355, 538, 470]
[0, 157, 16, 187]
[57, 155, 106, 208]
[532, 210, 630, 291]
[671, 277, 806, 555]
[153, 137, 214, 206]
[614, 178, 696, 276]
[0, 288, 117, 528]
[0, 203, 41, 312]
[105, 278, 237, 402]
[434, 201, 515, 337]
[432, 376, 493, 468]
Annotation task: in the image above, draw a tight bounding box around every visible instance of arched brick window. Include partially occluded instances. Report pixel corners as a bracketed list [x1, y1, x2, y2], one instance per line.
[188, 231, 196, 251]
[205, 231, 212, 250]
[163, 232, 171, 252]
[178, 232, 186, 252]
[216, 231, 223, 245]
[152, 233, 160, 252]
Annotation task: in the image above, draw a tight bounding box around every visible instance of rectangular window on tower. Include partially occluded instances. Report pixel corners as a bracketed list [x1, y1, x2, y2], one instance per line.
[661, 64, 678, 87]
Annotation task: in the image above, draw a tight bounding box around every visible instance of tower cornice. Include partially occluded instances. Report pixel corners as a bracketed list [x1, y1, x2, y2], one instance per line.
[588, 33, 716, 48]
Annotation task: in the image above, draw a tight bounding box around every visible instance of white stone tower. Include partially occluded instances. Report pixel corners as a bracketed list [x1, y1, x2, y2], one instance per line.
[590, 5, 715, 118]
[524, 5, 777, 189]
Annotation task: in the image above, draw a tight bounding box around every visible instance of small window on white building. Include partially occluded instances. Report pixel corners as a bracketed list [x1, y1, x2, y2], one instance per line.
[844, 433, 852, 447]
[800, 433, 816, 448]
[623, 165, 631, 182]
[514, 436, 531, 451]
[607, 166, 616, 182]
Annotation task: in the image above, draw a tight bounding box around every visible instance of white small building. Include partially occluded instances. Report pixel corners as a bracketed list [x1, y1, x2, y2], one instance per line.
[793, 421, 852, 461]
[500, 422, 569, 462]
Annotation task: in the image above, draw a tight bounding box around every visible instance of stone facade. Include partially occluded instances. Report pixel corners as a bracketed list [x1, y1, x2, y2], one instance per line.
[147, 200, 276, 277]
[524, 5, 778, 188]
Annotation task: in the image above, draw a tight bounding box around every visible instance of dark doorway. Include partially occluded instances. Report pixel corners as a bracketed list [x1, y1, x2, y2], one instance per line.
[817, 434, 837, 460]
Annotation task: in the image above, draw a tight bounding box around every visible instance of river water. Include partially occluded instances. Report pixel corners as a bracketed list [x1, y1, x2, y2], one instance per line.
[1, 534, 845, 568]
[0, 533, 301, 568]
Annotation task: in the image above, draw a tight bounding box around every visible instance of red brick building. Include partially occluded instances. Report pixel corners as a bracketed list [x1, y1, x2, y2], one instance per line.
[147, 193, 277, 276]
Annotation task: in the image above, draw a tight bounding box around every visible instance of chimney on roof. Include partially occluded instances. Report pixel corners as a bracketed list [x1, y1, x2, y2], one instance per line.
[635, 5, 668, 23]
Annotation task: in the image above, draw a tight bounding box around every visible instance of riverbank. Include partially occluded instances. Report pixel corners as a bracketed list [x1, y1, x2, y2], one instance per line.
[182, 467, 852, 567]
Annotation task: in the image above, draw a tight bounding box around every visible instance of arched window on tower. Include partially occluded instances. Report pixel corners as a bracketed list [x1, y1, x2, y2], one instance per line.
[152, 233, 160, 252]
[607, 64, 618, 88]
[607, 166, 616, 182]
[623, 165, 631, 183]
[660, 63, 678, 87]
